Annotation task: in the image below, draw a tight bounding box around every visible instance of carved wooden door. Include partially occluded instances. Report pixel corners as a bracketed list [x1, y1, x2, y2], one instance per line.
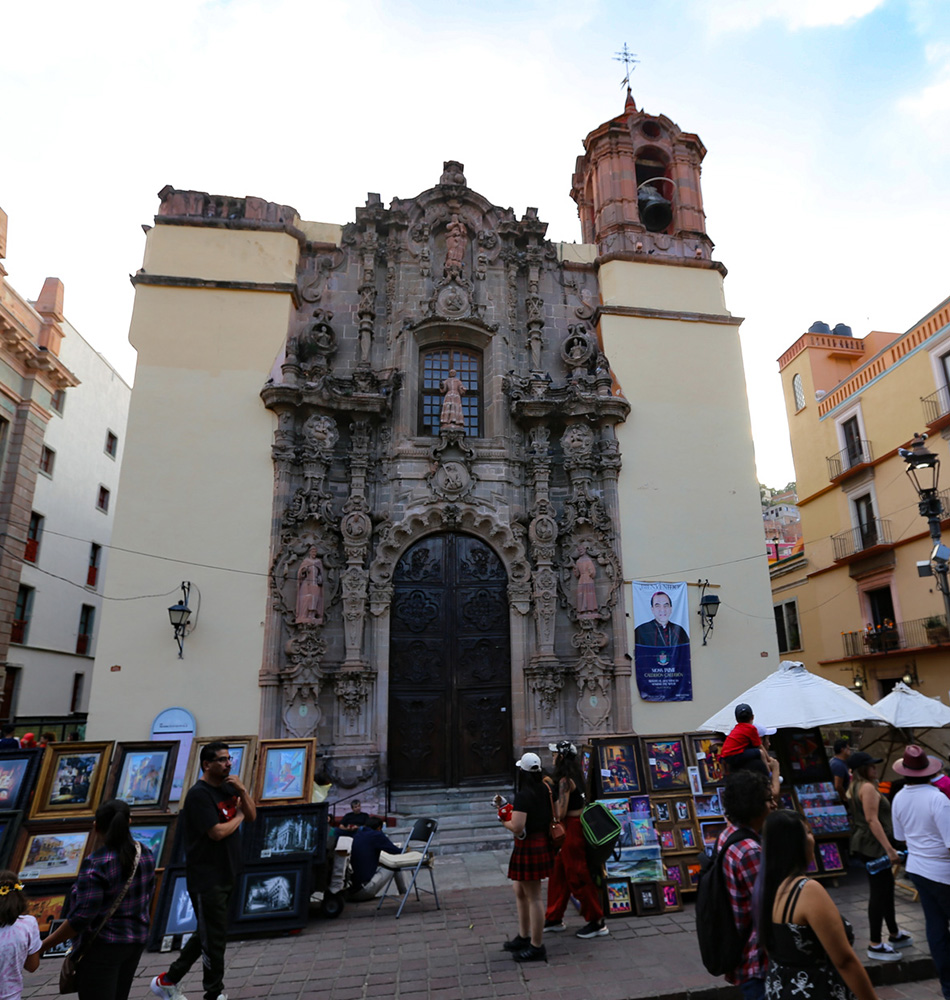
[389, 533, 512, 787]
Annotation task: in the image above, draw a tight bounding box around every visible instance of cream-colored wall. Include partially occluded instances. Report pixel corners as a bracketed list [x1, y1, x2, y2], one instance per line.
[779, 357, 831, 500]
[600, 258, 779, 733]
[86, 225, 298, 740]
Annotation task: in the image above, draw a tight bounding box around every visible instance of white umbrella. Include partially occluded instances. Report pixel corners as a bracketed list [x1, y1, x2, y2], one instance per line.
[698, 660, 890, 732]
[872, 681, 950, 729]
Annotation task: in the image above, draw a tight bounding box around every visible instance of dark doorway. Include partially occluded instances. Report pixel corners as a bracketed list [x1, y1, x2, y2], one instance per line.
[389, 533, 512, 787]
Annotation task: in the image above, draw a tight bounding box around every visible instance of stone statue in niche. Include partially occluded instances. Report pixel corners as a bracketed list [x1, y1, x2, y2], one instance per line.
[295, 547, 325, 625]
[573, 542, 599, 619]
[445, 215, 467, 275]
[440, 369, 466, 429]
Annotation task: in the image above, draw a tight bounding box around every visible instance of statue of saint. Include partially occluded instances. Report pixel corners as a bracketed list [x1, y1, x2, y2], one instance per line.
[440, 369, 466, 429]
[444, 215, 467, 273]
[295, 547, 325, 625]
[573, 543, 598, 618]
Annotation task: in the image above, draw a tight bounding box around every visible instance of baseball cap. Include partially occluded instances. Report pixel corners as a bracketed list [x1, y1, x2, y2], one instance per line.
[755, 724, 777, 737]
[734, 703, 754, 722]
[848, 751, 883, 772]
[516, 752, 542, 772]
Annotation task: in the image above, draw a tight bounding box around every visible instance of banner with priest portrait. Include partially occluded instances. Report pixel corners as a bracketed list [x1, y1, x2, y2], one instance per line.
[632, 581, 692, 702]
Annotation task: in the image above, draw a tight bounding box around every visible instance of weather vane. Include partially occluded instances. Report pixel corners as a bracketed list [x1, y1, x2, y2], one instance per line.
[614, 43, 639, 91]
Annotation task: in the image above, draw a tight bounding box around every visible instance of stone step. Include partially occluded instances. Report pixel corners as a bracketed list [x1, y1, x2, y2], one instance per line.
[386, 786, 517, 855]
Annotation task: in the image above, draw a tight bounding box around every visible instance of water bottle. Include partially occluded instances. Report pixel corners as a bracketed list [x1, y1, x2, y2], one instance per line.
[866, 851, 907, 874]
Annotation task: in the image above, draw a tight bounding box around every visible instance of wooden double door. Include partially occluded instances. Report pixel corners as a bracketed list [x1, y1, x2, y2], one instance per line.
[389, 533, 512, 787]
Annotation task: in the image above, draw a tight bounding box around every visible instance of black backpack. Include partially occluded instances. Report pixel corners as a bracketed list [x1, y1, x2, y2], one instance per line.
[695, 826, 759, 976]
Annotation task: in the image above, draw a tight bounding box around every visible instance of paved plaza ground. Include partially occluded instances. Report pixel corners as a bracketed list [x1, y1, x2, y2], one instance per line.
[21, 850, 948, 1000]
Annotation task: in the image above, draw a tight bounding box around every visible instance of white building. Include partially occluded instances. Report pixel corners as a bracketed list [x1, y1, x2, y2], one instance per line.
[11, 319, 130, 730]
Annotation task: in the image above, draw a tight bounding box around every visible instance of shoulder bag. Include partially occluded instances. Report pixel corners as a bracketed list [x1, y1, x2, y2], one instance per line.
[60, 841, 142, 994]
[546, 782, 566, 852]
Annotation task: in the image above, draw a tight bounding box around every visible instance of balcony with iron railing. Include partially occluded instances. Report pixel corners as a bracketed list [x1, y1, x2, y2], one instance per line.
[831, 518, 892, 561]
[922, 387, 950, 431]
[841, 614, 950, 657]
[826, 440, 873, 481]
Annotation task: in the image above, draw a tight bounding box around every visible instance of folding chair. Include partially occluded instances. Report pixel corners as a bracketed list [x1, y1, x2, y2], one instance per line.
[376, 817, 440, 918]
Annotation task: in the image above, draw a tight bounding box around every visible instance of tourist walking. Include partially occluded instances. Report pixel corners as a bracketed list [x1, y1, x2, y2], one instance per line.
[543, 740, 607, 939]
[500, 752, 555, 963]
[759, 809, 878, 1000]
[39, 799, 154, 1000]
[0, 871, 40, 999]
[891, 745, 950, 1000]
[848, 751, 912, 961]
[151, 741, 256, 1000]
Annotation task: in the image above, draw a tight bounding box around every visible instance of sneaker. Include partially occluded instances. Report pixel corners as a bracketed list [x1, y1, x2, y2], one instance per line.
[576, 919, 609, 939]
[512, 944, 547, 963]
[889, 930, 914, 948]
[543, 919, 566, 933]
[150, 976, 187, 1000]
[503, 934, 530, 952]
[868, 943, 901, 962]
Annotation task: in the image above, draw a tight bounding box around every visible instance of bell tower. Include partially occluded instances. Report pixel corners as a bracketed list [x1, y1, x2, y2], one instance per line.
[571, 89, 712, 265]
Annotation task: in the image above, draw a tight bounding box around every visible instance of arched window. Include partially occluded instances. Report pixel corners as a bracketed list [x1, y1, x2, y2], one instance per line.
[420, 346, 481, 436]
[792, 373, 805, 411]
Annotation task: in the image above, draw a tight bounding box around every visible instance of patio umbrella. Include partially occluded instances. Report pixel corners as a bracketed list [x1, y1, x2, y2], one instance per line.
[872, 682, 950, 729]
[697, 659, 890, 732]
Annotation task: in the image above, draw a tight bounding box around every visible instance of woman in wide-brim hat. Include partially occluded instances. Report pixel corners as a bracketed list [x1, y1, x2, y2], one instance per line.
[499, 752, 555, 963]
[848, 751, 913, 961]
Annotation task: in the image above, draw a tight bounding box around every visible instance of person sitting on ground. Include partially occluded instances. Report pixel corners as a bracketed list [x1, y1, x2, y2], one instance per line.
[720, 704, 771, 776]
[347, 817, 406, 901]
[337, 798, 372, 832]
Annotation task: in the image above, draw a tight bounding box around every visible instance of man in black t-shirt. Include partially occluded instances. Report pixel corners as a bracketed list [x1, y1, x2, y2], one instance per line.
[338, 798, 372, 832]
[151, 741, 256, 1000]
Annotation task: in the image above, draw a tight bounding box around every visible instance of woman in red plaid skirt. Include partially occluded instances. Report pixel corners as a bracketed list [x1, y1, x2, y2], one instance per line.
[501, 752, 555, 962]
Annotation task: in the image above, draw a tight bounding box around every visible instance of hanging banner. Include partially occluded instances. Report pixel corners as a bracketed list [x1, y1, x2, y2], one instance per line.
[632, 581, 692, 702]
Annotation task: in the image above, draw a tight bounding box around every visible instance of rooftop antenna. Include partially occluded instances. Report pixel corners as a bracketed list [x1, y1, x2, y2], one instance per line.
[614, 43, 640, 92]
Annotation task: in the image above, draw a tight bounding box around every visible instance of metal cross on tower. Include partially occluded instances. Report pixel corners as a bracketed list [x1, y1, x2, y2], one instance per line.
[614, 43, 640, 90]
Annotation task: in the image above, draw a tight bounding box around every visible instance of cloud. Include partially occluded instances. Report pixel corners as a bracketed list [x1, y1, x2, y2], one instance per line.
[897, 42, 950, 157]
[701, 0, 885, 34]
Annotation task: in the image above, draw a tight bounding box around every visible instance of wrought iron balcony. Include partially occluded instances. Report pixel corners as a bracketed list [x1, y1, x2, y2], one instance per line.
[842, 614, 950, 656]
[830, 518, 892, 561]
[922, 387, 950, 427]
[826, 440, 873, 480]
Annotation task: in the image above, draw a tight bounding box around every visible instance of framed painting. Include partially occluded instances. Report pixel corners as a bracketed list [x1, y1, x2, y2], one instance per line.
[183, 736, 258, 793]
[253, 740, 315, 807]
[674, 799, 691, 822]
[0, 810, 24, 868]
[633, 881, 662, 916]
[13, 824, 92, 882]
[657, 829, 676, 850]
[596, 742, 642, 796]
[664, 860, 685, 886]
[641, 737, 689, 792]
[0, 750, 43, 812]
[130, 814, 177, 868]
[105, 742, 179, 811]
[693, 792, 723, 819]
[249, 803, 329, 862]
[147, 866, 196, 951]
[658, 880, 683, 913]
[687, 862, 702, 887]
[795, 783, 850, 835]
[653, 800, 671, 823]
[678, 826, 697, 850]
[229, 861, 310, 935]
[40, 918, 73, 957]
[700, 821, 726, 849]
[604, 877, 632, 916]
[29, 742, 113, 820]
[774, 727, 830, 784]
[689, 735, 726, 787]
[23, 880, 71, 936]
[816, 840, 845, 874]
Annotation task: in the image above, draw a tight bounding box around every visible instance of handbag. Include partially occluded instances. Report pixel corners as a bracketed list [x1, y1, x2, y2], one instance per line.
[60, 841, 142, 994]
[546, 783, 566, 852]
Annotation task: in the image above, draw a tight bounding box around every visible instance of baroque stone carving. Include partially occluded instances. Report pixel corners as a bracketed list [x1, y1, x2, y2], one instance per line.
[333, 669, 373, 721]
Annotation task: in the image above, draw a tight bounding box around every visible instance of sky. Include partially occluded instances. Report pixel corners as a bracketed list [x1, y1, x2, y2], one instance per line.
[3, 0, 949, 487]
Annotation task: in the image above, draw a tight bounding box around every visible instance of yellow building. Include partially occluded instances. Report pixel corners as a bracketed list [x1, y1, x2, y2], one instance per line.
[775, 301, 950, 698]
[87, 94, 777, 791]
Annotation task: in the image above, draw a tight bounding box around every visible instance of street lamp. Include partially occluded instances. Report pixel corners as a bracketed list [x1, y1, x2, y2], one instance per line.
[899, 433, 950, 632]
[167, 581, 193, 659]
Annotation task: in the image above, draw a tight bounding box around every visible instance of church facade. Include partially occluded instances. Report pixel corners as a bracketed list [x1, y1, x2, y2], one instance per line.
[88, 96, 777, 789]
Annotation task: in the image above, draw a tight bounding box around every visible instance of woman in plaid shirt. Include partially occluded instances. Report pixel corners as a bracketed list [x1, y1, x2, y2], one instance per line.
[40, 799, 155, 1000]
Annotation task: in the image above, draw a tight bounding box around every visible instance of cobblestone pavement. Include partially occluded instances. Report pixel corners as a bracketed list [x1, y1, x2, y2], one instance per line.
[21, 851, 947, 1000]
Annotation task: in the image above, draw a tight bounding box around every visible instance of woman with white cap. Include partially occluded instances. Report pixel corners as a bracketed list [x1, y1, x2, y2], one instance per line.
[891, 745, 950, 999]
[500, 751, 554, 963]
[848, 750, 913, 961]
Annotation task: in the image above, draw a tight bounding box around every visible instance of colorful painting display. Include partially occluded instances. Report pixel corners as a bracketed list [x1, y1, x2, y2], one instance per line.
[817, 840, 845, 873]
[795, 782, 850, 835]
[30, 742, 112, 820]
[0, 751, 42, 812]
[106, 742, 178, 812]
[596, 743, 642, 795]
[253, 740, 315, 807]
[776, 727, 831, 784]
[605, 877, 632, 916]
[16, 828, 90, 881]
[690, 736, 726, 787]
[642, 738, 689, 791]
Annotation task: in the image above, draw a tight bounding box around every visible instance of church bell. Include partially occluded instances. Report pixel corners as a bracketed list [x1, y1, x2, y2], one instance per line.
[637, 182, 673, 233]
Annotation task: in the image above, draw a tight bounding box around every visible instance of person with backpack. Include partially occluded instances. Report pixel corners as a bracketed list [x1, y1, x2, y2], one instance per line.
[701, 770, 771, 1000]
